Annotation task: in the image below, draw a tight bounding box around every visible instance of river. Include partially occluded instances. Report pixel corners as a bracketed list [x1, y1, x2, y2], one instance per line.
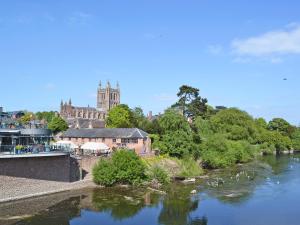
[1, 154, 300, 225]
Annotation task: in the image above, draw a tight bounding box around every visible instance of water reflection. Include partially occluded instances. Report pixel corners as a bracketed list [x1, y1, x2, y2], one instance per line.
[1, 155, 299, 225]
[158, 184, 205, 225]
[91, 188, 160, 220]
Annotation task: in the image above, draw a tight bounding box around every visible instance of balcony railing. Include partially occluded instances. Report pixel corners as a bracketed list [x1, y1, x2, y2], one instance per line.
[0, 145, 73, 155]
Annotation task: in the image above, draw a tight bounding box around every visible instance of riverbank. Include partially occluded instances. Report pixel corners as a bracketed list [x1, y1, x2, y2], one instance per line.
[0, 175, 97, 203]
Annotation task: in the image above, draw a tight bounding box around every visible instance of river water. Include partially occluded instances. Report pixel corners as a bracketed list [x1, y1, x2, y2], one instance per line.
[1, 154, 300, 225]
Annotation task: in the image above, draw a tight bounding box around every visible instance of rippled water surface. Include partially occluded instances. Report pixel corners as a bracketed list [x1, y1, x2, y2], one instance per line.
[2, 154, 300, 225]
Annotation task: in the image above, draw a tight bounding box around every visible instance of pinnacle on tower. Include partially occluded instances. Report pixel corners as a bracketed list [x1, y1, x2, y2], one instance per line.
[69, 98, 72, 105]
[99, 81, 102, 88]
[107, 80, 111, 88]
[117, 81, 120, 90]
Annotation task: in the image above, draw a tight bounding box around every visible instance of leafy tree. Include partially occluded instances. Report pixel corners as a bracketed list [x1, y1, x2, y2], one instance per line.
[173, 85, 208, 120]
[157, 130, 200, 158]
[93, 150, 146, 186]
[255, 118, 268, 129]
[131, 107, 154, 132]
[210, 108, 258, 143]
[194, 117, 214, 140]
[291, 128, 300, 150]
[106, 104, 136, 128]
[200, 134, 255, 169]
[158, 109, 191, 134]
[19, 112, 35, 124]
[48, 116, 68, 134]
[36, 111, 56, 123]
[268, 118, 296, 137]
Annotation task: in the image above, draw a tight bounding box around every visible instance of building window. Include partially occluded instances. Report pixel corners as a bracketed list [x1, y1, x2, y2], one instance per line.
[121, 138, 137, 144]
[131, 139, 138, 144]
[113, 139, 116, 143]
[102, 138, 105, 142]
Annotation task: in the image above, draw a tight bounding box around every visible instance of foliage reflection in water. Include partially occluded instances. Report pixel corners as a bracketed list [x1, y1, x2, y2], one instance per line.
[2, 154, 300, 225]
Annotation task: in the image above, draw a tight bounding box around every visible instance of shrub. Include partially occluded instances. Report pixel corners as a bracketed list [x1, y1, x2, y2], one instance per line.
[112, 149, 147, 185]
[93, 149, 147, 186]
[149, 166, 170, 184]
[93, 159, 116, 186]
[177, 157, 203, 177]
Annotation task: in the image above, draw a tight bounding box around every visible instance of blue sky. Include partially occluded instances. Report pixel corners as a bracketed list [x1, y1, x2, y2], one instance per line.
[1, 0, 300, 125]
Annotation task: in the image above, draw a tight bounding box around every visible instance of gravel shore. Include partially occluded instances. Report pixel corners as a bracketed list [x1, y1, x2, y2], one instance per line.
[0, 175, 97, 203]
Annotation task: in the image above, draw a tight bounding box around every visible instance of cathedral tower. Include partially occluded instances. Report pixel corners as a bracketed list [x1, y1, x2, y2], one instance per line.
[97, 81, 120, 111]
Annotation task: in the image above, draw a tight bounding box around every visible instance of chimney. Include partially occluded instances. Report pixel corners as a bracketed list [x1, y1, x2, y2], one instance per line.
[147, 111, 153, 120]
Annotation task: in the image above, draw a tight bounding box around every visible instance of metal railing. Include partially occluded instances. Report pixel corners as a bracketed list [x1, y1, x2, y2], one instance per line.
[0, 145, 73, 155]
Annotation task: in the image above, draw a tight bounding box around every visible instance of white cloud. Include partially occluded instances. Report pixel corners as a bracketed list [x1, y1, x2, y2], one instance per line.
[207, 44, 223, 55]
[66, 12, 92, 25]
[231, 25, 300, 56]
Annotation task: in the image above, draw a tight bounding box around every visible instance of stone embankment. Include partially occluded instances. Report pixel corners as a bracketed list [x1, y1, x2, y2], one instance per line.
[0, 175, 97, 203]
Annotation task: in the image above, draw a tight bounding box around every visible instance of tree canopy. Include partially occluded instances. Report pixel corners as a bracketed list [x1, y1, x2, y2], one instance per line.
[48, 116, 68, 134]
[173, 85, 208, 120]
[106, 104, 136, 128]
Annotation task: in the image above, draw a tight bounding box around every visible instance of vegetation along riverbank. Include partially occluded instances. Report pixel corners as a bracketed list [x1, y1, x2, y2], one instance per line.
[92, 85, 300, 187]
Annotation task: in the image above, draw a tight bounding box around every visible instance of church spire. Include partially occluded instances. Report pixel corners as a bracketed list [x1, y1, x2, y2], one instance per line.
[69, 98, 72, 105]
[107, 80, 111, 88]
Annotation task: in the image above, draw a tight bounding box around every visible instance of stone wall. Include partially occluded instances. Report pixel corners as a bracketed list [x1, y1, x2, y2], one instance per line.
[79, 156, 100, 179]
[0, 154, 80, 182]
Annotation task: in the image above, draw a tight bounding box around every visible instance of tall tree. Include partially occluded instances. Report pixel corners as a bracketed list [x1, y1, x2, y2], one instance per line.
[48, 116, 68, 134]
[106, 104, 136, 128]
[268, 118, 296, 137]
[173, 85, 208, 120]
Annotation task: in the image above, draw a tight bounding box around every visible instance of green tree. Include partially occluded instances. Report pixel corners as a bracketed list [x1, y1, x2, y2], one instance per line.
[255, 118, 268, 129]
[19, 112, 35, 124]
[106, 104, 136, 128]
[158, 109, 191, 134]
[291, 128, 300, 150]
[36, 111, 56, 123]
[173, 85, 208, 120]
[93, 150, 146, 186]
[210, 108, 258, 143]
[268, 118, 296, 137]
[48, 116, 68, 134]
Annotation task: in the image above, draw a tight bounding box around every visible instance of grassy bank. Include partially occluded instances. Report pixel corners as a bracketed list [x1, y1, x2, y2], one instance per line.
[93, 150, 203, 187]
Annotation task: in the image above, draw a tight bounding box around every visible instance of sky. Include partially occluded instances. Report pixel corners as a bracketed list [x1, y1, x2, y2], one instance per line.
[0, 0, 300, 125]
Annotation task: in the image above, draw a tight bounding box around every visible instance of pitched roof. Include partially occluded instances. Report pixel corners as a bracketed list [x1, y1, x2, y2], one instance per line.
[61, 128, 149, 139]
[66, 118, 105, 129]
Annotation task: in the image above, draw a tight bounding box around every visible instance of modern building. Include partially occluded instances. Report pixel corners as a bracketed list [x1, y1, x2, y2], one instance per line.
[0, 128, 53, 154]
[59, 128, 151, 155]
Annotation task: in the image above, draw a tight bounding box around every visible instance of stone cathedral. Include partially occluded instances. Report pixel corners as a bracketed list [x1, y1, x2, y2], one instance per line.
[60, 81, 120, 128]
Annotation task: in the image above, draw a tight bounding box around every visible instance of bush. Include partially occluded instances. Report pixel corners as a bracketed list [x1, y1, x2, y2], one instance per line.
[177, 157, 203, 177]
[93, 159, 117, 186]
[149, 166, 170, 184]
[93, 150, 147, 186]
